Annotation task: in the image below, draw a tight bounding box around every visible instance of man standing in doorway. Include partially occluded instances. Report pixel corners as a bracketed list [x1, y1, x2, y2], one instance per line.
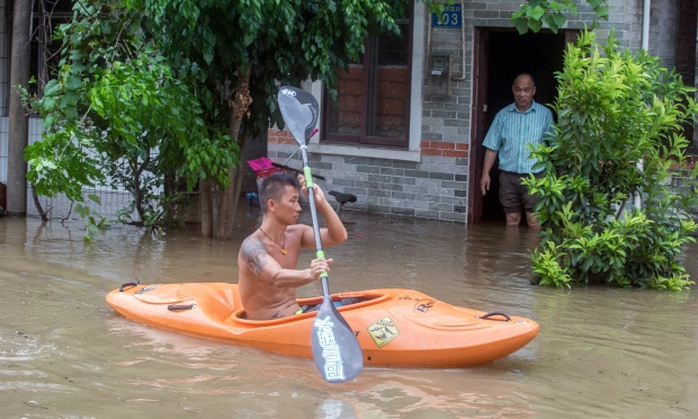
[480, 73, 553, 229]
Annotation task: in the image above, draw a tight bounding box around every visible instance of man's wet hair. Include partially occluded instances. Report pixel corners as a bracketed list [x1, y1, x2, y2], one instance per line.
[259, 172, 299, 212]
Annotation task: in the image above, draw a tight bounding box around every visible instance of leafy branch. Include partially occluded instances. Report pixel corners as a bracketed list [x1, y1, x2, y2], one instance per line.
[512, 0, 609, 34]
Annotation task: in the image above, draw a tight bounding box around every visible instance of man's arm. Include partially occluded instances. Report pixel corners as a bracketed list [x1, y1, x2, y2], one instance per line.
[480, 110, 504, 196]
[481, 148, 498, 196]
[543, 108, 555, 145]
[298, 176, 348, 248]
[317, 196, 348, 247]
[240, 236, 324, 288]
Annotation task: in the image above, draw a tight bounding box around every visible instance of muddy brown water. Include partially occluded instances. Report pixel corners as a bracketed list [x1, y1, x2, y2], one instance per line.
[2, 206, 698, 418]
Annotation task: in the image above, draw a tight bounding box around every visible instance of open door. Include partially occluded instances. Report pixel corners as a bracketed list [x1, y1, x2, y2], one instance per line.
[467, 28, 489, 224]
[468, 28, 568, 224]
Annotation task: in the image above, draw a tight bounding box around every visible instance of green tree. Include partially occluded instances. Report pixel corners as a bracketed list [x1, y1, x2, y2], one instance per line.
[26, 0, 435, 239]
[526, 30, 698, 290]
[25, 2, 234, 232]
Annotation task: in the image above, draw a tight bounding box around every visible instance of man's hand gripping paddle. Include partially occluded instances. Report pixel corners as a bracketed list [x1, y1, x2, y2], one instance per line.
[277, 86, 363, 383]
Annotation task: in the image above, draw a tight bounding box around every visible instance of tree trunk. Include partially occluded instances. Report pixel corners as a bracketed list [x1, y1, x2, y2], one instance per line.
[6, 0, 32, 216]
[216, 74, 252, 239]
[200, 178, 214, 237]
[201, 68, 252, 239]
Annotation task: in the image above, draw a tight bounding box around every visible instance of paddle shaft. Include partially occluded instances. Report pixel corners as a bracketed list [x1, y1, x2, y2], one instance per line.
[301, 144, 363, 382]
[277, 85, 363, 382]
[299, 144, 330, 296]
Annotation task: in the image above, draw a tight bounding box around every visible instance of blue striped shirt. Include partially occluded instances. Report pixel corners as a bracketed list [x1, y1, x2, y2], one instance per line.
[482, 101, 553, 174]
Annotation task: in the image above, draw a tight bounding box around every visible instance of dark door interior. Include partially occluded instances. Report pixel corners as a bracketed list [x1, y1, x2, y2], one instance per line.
[469, 29, 567, 224]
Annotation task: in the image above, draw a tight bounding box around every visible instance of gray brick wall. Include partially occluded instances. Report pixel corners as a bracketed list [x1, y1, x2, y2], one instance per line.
[267, 144, 468, 222]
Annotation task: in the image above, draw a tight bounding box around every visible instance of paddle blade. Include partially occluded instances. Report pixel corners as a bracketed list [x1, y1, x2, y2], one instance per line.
[278, 86, 319, 145]
[311, 297, 364, 382]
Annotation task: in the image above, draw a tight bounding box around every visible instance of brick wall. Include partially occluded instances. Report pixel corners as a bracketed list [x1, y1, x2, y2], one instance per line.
[267, 131, 469, 221]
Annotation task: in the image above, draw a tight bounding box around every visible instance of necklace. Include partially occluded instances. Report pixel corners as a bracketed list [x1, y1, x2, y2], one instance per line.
[258, 227, 287, 255]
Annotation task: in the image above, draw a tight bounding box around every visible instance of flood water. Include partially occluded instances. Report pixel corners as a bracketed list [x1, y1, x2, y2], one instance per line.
[2, 204, 698, 418]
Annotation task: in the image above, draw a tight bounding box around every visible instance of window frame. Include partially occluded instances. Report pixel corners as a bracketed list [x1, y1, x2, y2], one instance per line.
[321, 15, 414, 150]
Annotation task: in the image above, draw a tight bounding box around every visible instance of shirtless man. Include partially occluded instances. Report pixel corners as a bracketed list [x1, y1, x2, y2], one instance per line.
[237, 172, 348, 320]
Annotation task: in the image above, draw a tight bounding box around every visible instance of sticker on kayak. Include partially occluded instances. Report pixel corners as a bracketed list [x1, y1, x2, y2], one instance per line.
[368, 316, 400, 348]
[414, 300, 435, 313]
[135, 285, 160, 294]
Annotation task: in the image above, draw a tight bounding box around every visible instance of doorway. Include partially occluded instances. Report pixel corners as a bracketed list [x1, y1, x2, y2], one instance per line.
[468, 28, 570, 224]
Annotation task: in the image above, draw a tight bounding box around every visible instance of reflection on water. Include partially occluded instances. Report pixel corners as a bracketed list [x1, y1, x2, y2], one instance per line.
[1, 206, 698, 418]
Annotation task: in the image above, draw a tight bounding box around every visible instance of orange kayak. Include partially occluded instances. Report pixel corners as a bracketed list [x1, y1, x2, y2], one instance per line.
[106, 282, 539, 368]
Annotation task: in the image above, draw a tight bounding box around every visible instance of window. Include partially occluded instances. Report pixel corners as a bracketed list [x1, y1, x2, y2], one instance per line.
[322, 19, 412, 149]
[3, 1, 73, 115]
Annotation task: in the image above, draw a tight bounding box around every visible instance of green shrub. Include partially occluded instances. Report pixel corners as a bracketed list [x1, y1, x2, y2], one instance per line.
[526, 30, 698, 290]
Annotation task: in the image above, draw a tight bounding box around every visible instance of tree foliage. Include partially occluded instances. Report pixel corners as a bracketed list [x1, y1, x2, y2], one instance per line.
[512, 0, 609, 34]
[128, 0, 413, 132]
[24, 1, 235, 229]
[526, 30, 698, 290]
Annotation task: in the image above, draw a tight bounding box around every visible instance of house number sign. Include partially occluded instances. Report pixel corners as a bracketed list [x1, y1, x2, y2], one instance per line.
[431, 4, 462, 28]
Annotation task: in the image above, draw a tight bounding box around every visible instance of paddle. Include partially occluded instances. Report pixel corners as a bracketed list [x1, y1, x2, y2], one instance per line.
[277, 86, 364, 383]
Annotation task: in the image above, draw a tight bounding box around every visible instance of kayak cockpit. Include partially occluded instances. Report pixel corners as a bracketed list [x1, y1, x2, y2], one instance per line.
[230, 292, 388, 325]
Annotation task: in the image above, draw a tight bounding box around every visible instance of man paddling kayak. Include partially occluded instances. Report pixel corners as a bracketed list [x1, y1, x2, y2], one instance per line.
[237, 172, 348, 320]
